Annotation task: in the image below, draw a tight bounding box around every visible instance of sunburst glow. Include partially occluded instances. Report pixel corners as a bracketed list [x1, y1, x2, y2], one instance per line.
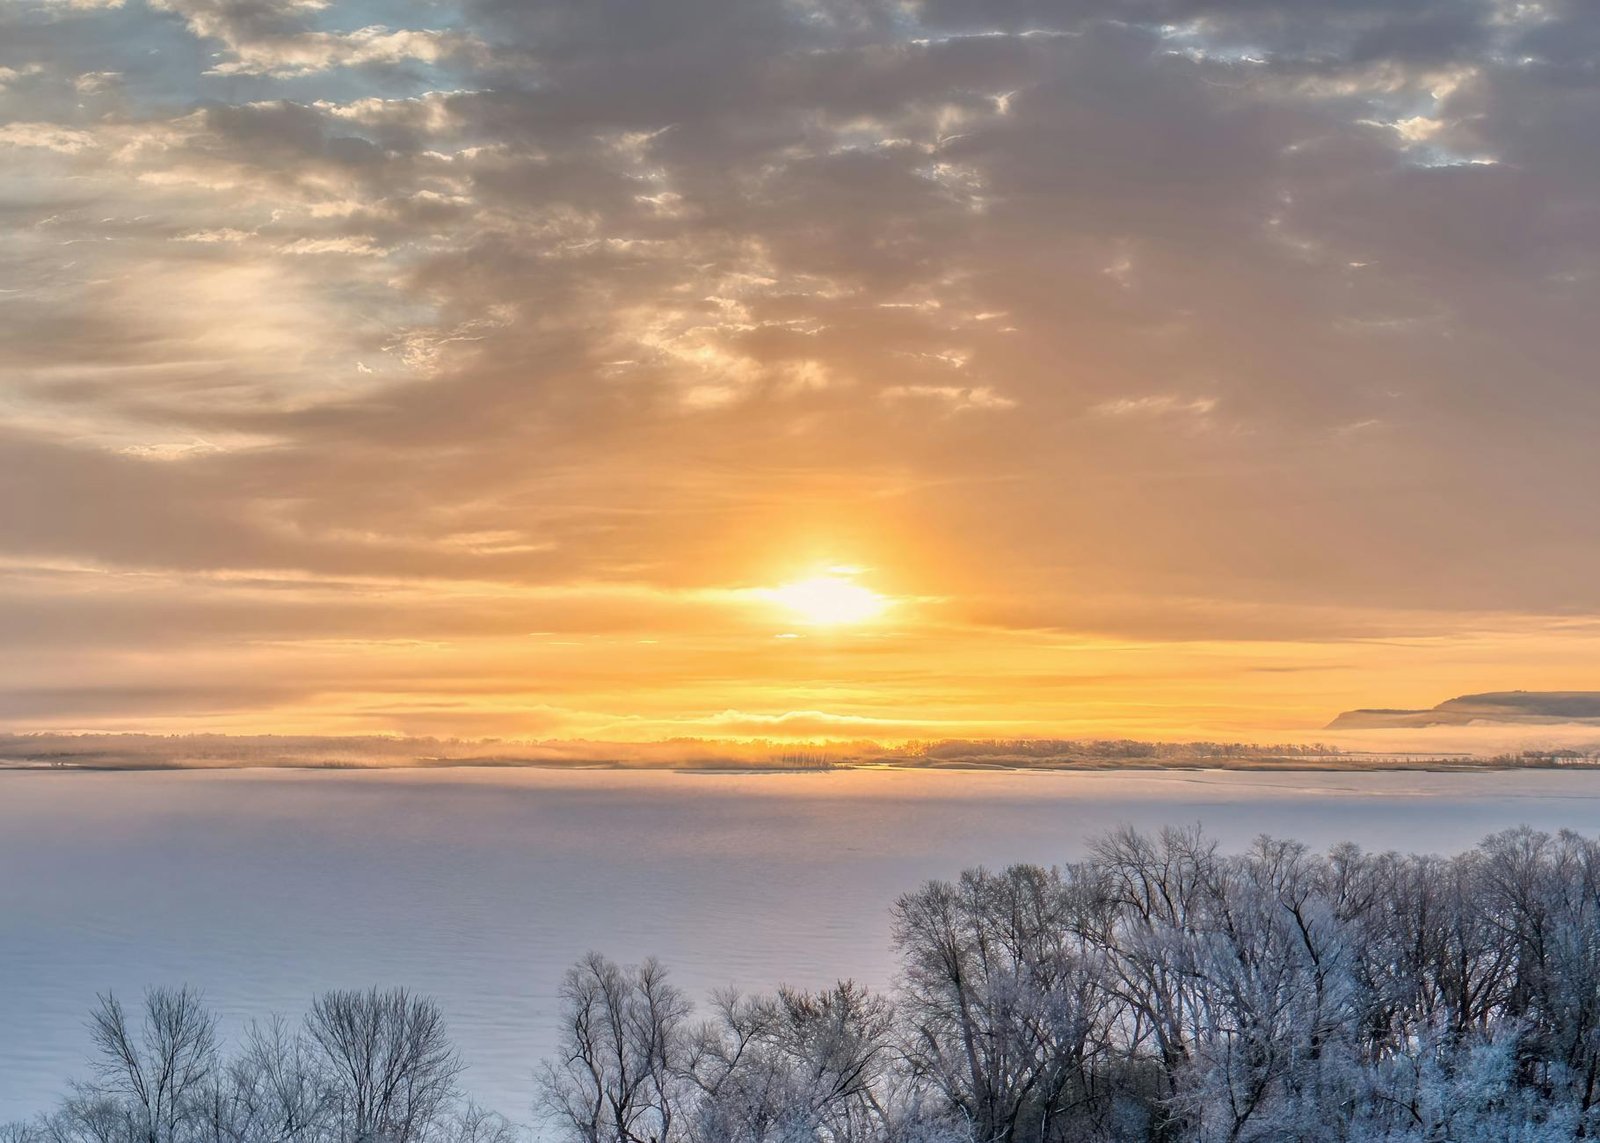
[766, 573, 892, 627]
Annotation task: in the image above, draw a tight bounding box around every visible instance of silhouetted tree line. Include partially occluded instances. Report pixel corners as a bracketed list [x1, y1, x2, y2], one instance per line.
[14, 827, 1600, 1143]
[0, 734, 1350, 772]
[1493, 751, 1600, 768]
[903, 740, 1340, 762]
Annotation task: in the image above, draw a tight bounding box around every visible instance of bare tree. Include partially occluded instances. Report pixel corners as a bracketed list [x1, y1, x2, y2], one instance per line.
[198, 1016, 336, 1143]
[440, 1105, 518, 1143]
[537, 954, 692, 1143]
[77, 987, 220, 1143]
[306, 989, 462, 1143]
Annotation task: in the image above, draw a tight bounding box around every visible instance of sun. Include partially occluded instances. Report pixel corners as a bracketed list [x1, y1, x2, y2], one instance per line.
[766, 571, 892, 627]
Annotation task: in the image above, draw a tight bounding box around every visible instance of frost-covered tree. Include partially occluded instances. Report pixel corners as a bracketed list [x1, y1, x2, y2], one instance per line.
[894, 864, 1114, 1143]
[688, 982, 894, 1143]
[1351, 1022, 1577, 1142]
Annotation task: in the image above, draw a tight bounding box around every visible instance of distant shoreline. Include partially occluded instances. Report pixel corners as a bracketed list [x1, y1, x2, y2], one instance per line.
[3, 756, 1594, 775]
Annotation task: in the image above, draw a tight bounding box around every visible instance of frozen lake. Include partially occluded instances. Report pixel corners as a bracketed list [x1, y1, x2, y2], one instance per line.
[5, 765, 1600, 1122]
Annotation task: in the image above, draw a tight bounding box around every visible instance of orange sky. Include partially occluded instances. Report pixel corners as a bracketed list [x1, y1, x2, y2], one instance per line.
[13, 555, 1600, 742]
[4, 0, 1600, 742]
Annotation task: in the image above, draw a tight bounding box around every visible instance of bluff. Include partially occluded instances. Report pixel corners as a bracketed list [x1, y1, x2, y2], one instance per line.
[1328, 690, 1600, 729]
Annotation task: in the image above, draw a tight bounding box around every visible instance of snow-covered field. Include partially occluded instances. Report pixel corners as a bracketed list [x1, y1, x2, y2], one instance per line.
[5, 765, 1600, 1121]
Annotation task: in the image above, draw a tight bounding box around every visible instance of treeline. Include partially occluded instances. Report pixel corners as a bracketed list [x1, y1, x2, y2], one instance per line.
[0, 734, 1346, 771]
[13, 827, 1600, 1143]
[903, 739, 1339, 762]
[1493, 750, 1600, 767]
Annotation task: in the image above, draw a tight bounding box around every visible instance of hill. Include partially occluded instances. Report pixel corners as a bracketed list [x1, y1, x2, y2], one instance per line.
[1328, 691, 1600, 729]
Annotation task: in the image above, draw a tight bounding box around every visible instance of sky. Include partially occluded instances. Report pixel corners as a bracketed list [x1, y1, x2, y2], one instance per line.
[3, 0, 1600, 742]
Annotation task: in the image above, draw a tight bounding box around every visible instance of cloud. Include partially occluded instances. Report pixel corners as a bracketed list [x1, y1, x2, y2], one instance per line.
[1092, 395, 1218, 419]
[0, 122, 99, 151]
[137, 0, 481, 77]
[3, 0, 1600, 734]
[883, 385, 1018, 412]
[204, 26, 476, 78]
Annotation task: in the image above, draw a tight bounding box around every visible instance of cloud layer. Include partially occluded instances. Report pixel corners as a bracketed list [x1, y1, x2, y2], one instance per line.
[4, 0, 1600, 736]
